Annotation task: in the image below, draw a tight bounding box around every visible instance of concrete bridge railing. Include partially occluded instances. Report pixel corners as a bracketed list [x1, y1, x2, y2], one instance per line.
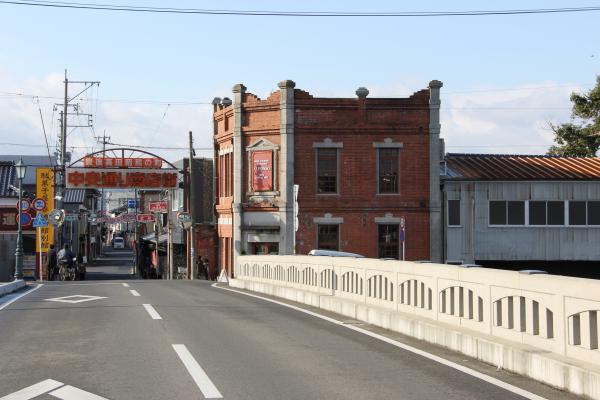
[234, 255, 600, 369]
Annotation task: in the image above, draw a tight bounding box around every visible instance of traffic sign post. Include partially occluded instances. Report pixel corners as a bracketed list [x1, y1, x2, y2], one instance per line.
[33, 213, 48, 281]
[17, 199, 31, 211]
[33, 198, 46, 211]
[400, 217, 406, 261]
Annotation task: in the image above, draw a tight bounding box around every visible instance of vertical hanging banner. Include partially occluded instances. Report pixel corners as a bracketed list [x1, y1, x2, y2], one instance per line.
[251, 150, 273, 191]
[36, 168, 54, 253]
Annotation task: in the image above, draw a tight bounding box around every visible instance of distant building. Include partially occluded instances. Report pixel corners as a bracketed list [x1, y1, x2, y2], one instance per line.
[213, 80, 444, 277]
[442, 154, 600, 274]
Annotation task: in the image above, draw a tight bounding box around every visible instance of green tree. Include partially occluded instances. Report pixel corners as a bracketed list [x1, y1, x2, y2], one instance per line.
[548, 76, 600, 157]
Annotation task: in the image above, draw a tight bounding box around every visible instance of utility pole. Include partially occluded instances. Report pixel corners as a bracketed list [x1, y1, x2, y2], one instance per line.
[54, 70, 100, 250]
[189, 131, 196, 280]
[95, 130, 110, 254]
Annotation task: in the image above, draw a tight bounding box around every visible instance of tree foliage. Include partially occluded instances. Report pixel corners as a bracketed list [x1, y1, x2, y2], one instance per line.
[548, 76, 600, 157]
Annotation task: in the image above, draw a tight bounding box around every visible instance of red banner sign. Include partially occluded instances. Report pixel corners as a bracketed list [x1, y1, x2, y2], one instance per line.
[83, 157, 162, 169]
[136, 214, 155, 222]
[66, 168, 177, 189]
[148, 201, 168, 213]
[252, 150, 273, 191]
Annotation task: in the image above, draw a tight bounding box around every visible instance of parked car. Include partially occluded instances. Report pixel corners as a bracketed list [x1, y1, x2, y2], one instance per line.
[113, 237, 125, 249]
[308, 249, 365, 258]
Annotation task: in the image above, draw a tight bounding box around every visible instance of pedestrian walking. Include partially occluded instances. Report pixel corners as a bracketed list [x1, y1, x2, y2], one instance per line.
[203, 258, 210, 280]
[46, 244, 57, 281]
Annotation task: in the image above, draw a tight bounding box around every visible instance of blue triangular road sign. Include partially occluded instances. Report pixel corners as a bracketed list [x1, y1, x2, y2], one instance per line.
[32, 212, 48, 228]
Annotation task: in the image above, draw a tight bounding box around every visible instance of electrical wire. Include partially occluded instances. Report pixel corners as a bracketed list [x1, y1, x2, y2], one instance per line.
[34, 96, 54, 166]
[1, 1, 600, 17]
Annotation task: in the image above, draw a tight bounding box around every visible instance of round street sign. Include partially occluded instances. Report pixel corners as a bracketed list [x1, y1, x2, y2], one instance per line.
[16, 199, 31, 211]
[48, 209, 65, 226]
[32, 198, 46, 211]
[17, 212, 32, 227]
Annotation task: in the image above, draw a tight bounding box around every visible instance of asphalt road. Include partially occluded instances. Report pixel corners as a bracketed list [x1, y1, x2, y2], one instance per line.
[0, 250, 580, 400]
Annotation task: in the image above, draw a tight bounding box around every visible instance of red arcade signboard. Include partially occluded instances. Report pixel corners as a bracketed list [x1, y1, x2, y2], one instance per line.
[66, 168, 177, 189]
[251, 150, 273, 191]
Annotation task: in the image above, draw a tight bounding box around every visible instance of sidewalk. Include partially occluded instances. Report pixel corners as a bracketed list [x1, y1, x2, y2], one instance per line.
[0, 280, 26, 297]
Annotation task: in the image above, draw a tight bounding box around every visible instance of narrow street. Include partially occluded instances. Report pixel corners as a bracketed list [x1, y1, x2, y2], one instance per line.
[85, 248, 135, 281]
[0, 252, 577, 400]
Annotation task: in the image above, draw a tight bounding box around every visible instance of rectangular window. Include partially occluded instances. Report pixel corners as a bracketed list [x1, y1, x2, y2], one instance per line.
[529, 201, 547, 225]
[448, 200, 460, 226]
[569, 201, 587, 225]
[317, 149, 338, 194]
[489, 201, 507, 225]
[378, 148, 399, 194]
[507, 201, 525, 225]
[589, 201, 600, 225]
[317, 224, 339, 250]
[378, 224, 399, 259]
[547, 201, 565, 225]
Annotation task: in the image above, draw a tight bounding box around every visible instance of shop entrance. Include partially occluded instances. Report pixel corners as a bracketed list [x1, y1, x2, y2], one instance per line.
[251, 242, 279, 255]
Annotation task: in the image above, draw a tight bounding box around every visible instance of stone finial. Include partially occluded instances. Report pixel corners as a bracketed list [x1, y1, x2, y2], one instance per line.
[212, 97, 222, 105]
[232, 84, 247, 93]
[221, 97, 232, 107]
[355, 87, 370, 98]
[277, 80, 296, 89]
[428, 80, 443, 89]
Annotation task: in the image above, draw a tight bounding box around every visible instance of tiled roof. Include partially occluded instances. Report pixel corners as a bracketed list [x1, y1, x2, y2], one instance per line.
[0, 161, 16, 197]
[444, 153, 600, 181]
[0, 155, 55, 186]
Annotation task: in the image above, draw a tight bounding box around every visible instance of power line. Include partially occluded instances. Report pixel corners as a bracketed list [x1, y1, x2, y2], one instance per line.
[1, 1, 600, 17]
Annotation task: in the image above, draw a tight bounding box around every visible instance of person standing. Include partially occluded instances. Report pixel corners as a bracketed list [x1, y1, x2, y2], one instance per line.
[203, 258, 210, 280]
[46, 244, 57, 281]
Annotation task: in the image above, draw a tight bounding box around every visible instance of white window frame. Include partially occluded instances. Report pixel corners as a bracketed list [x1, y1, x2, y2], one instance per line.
[373, 139, 403, 195]
[447, 199, 461, 227]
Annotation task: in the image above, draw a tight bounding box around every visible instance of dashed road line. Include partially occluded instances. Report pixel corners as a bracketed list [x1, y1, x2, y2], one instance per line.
[129, 290, 140, 297]
[172, 344, 223, 399]
[122, 283, 130, 287]
[0, 284, 44, 311]
[142, 304, 162, 320]
[212, 283, 547, 400]
[49, 385, 109, 400]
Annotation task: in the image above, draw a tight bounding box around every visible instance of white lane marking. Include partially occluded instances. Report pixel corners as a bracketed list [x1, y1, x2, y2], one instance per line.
[45, 295, 107, 304]
[122, 283, 130, 287]
[49, 385, 109, 400]
[129, 290, 140, 297]
[143, 304, 162, 320]
[0, 284, 44, 311]
[61, 282, 121, 286]
[213, 283, 547, 400]
[172, 344, 223, 399]
[0, 379, 63, 400]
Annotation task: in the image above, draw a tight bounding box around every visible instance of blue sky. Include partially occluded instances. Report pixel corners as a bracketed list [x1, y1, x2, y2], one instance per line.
[0, 0, 598, 161]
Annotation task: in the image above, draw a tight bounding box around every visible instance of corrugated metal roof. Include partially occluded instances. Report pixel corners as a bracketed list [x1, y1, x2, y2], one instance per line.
[0, 161, 16, 197]
[445, 153, 600, 181]
[64, 188, 86, 204]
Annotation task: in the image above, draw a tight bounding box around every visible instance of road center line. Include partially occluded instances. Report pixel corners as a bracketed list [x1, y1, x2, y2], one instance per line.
[129, 290, 140, 297]
[49, 385, 109, 400]
[0, 378, 63, 400]
[212, 283, 547, 400]
[122, 283, 130, 287]
[142, 304, 162, 320]
[0, 284, 44, 311]
[172, 344, 223, 399]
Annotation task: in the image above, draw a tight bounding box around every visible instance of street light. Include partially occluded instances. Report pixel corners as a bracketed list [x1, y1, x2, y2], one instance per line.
[14, 158, 27, 280]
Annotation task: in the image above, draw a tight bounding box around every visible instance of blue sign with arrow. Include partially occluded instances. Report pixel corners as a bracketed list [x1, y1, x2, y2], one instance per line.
[32, 212, 48, 228]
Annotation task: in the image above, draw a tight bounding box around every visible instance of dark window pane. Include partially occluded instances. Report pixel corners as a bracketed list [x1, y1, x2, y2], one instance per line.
[588, 201, 600, 225]
[448, 200, 460, 226]
[317, 149, 337, 193]
[378, 224, 399, 259]
[378, 149, 399, 193]
[507, 201, 525, 225]
[318, 225, 339, 250]
[489, 201, 506, 225]
[569, 201, 586, 225]
[529, 201, 547, 225]
[547, 201, 565, 225]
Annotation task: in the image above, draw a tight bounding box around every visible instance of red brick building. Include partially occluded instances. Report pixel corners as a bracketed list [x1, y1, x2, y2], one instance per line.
[213, 80, 443, 276]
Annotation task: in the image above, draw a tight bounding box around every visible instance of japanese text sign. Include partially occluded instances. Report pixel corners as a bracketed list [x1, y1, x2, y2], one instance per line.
[148, 201, 168, 213]
[83, 157, 162, 169]
[35, 168, 54, 252]
[66, 168, 177, 189]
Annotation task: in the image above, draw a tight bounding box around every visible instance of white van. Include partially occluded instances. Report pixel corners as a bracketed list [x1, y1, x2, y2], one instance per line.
[113, 237, 125, 249]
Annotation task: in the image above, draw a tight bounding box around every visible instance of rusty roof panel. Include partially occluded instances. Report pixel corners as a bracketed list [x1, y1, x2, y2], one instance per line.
[445, 154, 600, 180]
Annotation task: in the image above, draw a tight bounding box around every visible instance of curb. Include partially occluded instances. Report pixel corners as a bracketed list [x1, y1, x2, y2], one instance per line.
[0, 280, 27, 297]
